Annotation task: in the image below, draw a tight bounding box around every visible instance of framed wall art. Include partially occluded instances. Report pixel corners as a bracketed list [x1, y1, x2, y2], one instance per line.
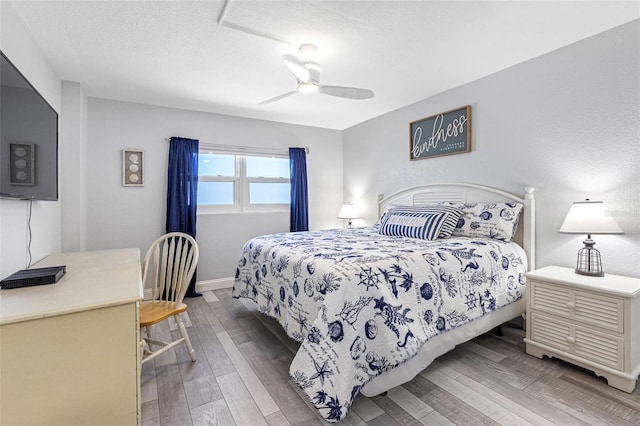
[122, 149, 144, 186]
[410, 105, 471, 160]
[9, 143, 35, 186]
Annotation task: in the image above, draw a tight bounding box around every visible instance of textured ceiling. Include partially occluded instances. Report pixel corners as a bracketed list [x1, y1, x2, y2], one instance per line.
[10, 1, 640, 130]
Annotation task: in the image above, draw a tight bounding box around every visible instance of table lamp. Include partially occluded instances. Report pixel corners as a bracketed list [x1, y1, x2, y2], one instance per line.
[338, 203, 359, 228]
[559, 199, 623, 277]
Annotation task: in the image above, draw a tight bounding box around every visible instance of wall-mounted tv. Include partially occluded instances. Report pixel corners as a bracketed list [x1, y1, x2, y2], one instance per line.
[1, 50, 58, 201]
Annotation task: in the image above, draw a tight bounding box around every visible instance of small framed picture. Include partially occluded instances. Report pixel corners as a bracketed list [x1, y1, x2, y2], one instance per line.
[122, 149, 144, 186]
[9, 143, 35, 186]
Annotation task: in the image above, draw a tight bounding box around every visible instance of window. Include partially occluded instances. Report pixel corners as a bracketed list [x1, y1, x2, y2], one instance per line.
[198, 151, 290, 213]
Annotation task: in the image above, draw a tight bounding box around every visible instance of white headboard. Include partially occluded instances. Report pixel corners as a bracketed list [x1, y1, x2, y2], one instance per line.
[378, 183, 535, 271]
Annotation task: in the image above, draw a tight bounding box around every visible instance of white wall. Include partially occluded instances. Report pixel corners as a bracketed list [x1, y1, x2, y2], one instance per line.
[0, 2, 62, 279]
[86, 99, 343, 280]
[343, 20, 640, 278]
[60, 81, 88, 252]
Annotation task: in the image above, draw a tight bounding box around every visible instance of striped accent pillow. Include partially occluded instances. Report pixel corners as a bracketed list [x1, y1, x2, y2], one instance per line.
[378, 206, 463, 240]
[380, 205, 463, 238]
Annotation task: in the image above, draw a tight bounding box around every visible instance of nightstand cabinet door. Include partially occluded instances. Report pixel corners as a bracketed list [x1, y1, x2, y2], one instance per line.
[524, 266, 640, 393]
[530, 312, 624, 370]
[530, 280, 624, 333]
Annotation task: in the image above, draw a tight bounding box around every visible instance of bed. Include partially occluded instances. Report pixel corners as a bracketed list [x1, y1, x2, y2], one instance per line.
[232, 183, 535, 422]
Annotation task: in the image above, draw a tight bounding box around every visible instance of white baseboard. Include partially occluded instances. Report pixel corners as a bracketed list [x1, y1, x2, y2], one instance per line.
[196, 277, 235, 292]
[142, 277, 234, 300]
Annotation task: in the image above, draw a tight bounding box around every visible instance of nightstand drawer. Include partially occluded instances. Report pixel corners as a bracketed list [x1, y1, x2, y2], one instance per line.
[530, 312, 624, 370]
[530, 280, 624, 333]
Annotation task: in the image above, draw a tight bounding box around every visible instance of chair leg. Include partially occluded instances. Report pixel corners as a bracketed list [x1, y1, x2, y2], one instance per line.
[144, 326, 154, 350]
[177, 317, 196, 362]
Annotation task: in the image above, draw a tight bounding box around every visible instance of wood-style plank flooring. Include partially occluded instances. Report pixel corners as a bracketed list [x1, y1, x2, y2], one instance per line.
[141, 289, 640, 425]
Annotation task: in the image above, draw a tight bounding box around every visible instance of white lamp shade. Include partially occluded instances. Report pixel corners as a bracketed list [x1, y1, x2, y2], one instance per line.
[559, 200, 623, 234]
[338, 203, 359, 219]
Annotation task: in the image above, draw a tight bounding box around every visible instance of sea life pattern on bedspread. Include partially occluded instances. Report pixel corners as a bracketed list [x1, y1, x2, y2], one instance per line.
[232, 227, 527, 422]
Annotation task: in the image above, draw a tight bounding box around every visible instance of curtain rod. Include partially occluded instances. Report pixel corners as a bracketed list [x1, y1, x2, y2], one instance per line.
[164, 138, 309, 155]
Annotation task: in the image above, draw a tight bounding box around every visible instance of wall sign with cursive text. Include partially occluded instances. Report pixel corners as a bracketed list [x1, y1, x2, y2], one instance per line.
[410, 105, 471, 160]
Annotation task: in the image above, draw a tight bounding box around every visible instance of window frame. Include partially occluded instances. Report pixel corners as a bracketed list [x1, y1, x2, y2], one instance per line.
[197, 150, 290, 214]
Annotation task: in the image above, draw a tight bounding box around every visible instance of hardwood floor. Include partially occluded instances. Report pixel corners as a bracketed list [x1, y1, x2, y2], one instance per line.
[141, 289, 640, 425]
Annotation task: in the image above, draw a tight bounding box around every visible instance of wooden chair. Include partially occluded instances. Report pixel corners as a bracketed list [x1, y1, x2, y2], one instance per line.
[140, 232, 199, 364]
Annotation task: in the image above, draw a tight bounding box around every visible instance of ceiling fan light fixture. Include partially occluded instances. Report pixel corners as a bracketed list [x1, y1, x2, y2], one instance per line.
[262, 43, 374, 105]
[298, 44, 317, 60]
[298, 82, 319, 94]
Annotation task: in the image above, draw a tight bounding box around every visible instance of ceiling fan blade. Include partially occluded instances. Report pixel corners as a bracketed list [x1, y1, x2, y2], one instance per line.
[283, 54, 311, 83]
[259, 90, 299, 105]
[318, 85, 374, 100]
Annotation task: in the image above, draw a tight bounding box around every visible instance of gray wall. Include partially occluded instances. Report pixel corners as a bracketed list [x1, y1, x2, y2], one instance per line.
[343, 20, 640, 278]
[85, 99, 343, 281]
[60, 81, 88, 253]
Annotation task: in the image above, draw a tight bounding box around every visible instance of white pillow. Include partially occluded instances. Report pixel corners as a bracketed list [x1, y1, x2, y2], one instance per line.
[446, 202, 523, 241]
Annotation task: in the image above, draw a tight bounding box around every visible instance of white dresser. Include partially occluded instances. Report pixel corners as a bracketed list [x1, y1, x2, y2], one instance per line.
[524, 265, 640, 392]
[0, 249, 143, 425]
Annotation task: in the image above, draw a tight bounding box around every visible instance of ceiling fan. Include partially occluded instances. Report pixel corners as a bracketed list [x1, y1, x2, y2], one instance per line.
[260, 44, 374, 105]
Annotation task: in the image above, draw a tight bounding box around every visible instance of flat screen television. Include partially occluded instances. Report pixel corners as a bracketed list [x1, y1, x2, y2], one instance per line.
[1, 50, 58, 201]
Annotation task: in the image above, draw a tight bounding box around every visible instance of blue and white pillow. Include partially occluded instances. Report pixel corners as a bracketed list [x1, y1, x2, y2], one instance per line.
[446, 202, 523, 241]
[378, 205, 464, 240]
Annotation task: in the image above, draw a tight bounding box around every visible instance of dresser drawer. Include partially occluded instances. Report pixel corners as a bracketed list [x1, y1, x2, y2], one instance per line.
[530, 312, 624, 371]
[530, 280, 624, 333]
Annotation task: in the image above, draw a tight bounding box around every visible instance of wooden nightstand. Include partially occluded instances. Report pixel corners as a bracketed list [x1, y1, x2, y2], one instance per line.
[524, 265, 640, 392]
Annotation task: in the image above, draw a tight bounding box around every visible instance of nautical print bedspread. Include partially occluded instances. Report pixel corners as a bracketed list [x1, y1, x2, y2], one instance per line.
[232, 227, 527, 422]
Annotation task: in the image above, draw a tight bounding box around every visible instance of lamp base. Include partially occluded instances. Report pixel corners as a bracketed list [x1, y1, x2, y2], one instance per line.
[574, 237, 604, 277]
[575, 268, 604, 278]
